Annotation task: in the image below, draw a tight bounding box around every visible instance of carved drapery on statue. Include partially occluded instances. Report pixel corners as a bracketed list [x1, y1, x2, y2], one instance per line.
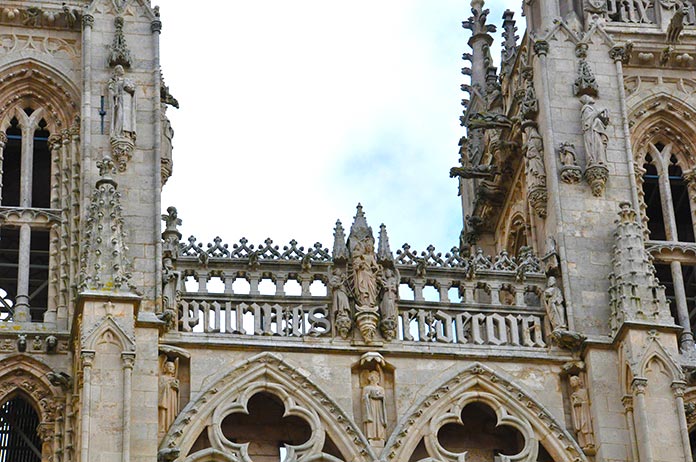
[580, 95, 610, 196]
[330, 205, 399, 344]
[523, 123, 547, 218]
[108, 64, 136, 172]
[158, 357, 180, 439]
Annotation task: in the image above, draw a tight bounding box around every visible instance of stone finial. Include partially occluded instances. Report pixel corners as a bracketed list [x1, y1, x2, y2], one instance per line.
[377, 224, 394, 264]
[349, 203, 374, 245]
[332, 220, 348, 262]
[609, 203, 672, 335]
[501, 10, 518, 75]
[108, 16, 132, 68]
[79, 169, 138, 295]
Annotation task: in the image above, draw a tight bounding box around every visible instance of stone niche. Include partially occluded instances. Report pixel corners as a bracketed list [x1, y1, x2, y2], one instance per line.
[350, 352, 396, 449]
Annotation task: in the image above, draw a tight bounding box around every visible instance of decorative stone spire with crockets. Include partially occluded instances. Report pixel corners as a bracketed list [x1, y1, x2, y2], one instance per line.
[608, 203, 672, 335]
[78, 156, 138, 294]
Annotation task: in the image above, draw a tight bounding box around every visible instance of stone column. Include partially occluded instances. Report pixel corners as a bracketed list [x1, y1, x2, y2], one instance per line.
[611, 46, 641, 212]
[122, 352, 135, 462]
[80, 351, 95, 462]
[670, 261, 694, 350]
[631, 378, 653, 462]
[0, 131, 6, 204]
[672, 382, 693, 462]
[14, 223, 32, 321]
[534, 39, 575, 330]
[622, 395, 640, 462]
[152, 13, 164, 308]
[684, 169, 696, 244]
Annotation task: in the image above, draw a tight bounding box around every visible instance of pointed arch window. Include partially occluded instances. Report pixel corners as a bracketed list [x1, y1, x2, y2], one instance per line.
[0, 107, 55, 323]
[0, 396, 42, 462]
[641, 141, 696, 243]
[639, 138, 696, 351]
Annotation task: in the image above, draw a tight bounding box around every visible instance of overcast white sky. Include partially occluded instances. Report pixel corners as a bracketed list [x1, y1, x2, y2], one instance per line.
[159, 1, 515, 255]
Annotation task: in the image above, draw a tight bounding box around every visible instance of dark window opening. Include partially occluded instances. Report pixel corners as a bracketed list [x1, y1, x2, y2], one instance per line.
[31, 121, 50, 209]
[667, 161, 695, 242]
[643, 159, 666, 240]
[29, 230, 49, 322]
[437, 402, 524, 459]
[2, 118, 21, 207]
[0, 396, 42, 462]
[684, 265, 696, 334]
[221, 392, 312, 461]
[0, 228, 19, 321]
[655, 264, 676, 322]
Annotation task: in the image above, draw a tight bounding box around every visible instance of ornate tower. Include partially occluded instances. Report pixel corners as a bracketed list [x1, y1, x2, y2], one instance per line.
[454, 0, 696, 460]
[0, 1, 173, 462]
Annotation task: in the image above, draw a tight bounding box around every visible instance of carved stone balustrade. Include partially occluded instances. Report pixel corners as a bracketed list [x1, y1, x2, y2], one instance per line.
[164, 236, 552, 356]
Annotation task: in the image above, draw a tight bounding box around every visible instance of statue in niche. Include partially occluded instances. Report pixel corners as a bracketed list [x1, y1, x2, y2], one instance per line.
[352, 237, 379, 308]
[161, 257, 181, 331]
[543, 276, 567, 331]
[108, 64, 136, 140]
[570, 375, 595, 453]
[158, 358, 180, 437]
[524, 125, 546, 187]
[379, 268, 399, 341]
[580, 95, 609, 166]
[362, 370, 387, 447]
[559, 142, 582, 184]
[329, 269, 352, 338]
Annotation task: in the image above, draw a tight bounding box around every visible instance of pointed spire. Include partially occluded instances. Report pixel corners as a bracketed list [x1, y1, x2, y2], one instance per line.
[501, 10, 518, 76]
[608, 203, 672, 336]
[377, 224, 394, 264]
[348, 203, 374, 245]
[79, 156, 138, 295]
[332, 219, 348, 262]
[108, 16, 132, 68]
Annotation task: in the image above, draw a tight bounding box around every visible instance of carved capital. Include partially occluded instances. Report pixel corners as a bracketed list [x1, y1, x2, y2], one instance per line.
[37, 422, 55, 442]
[621, 395, 634, 412]
[0, 131, 6, 148]
[151, 19, 162, 33]
[81, 350, 95, 368]
[122, 352, 136, 369]
[671, 381, 687, 398]
[609, 46, 625, 62]
[82, 13, 94, 29]
[533, 40, 549, 56]
[631, 377, 647, 395]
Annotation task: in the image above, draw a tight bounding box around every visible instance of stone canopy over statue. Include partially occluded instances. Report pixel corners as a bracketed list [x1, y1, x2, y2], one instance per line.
[330, 205, 399, 344]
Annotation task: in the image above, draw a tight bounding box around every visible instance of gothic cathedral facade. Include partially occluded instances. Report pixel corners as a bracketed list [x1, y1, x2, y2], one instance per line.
[0, 1, 695, 462]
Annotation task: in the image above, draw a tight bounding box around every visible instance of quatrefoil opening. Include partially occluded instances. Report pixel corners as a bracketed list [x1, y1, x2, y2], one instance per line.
[220, 392, 313, 461]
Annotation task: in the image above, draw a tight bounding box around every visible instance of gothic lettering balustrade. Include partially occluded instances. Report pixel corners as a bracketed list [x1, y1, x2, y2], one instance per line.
[168, 237, 549, 351]
[605, 0, 696, 25]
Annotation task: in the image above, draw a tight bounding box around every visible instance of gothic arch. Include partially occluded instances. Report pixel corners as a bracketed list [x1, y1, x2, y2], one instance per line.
[81, 314, 136, 352]
[0, 354, 64, 461]
[160, 352, 377, 462]
[383, 362, 587, 462]
[0, 58, 80, 133]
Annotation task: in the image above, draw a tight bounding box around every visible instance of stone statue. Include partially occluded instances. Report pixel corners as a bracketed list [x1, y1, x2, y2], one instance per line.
[580, 95, 609, 166]
[362, 370, 387, 446]
[543, 276, 567, 331]
[158, 358, 180, 437]
[379, 268, 399, 341]
[329, 269, 352, 338]
[108, 64, 136, 140]
[570, 375, 595, 452]
[352, 237, 380, 308]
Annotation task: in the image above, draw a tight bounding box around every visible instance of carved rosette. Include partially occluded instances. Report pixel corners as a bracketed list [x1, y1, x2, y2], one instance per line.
[584, 163, 609, 196]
